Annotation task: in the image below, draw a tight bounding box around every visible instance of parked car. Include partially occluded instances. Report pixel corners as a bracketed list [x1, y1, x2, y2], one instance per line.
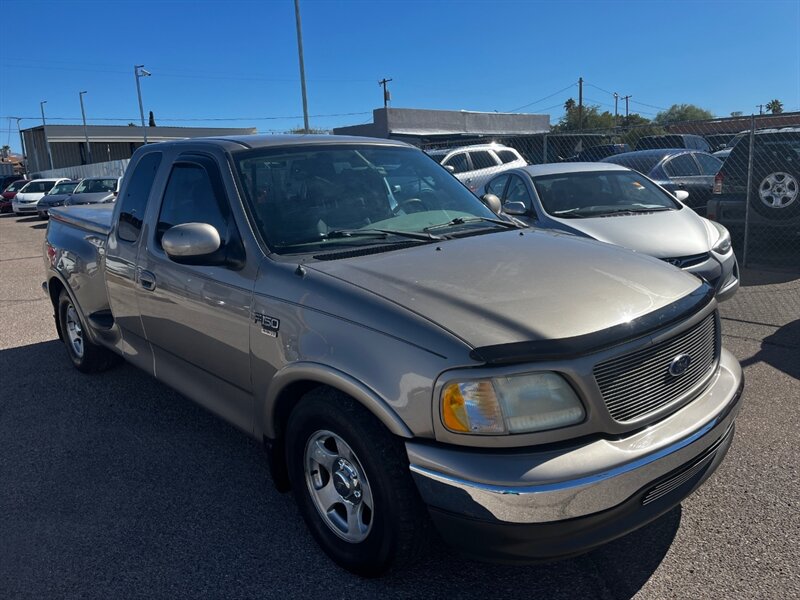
[602, 149, 723, 213]
[1, 178, 29, 213]
[566, 143, 631, 162]
[45, 135, 743, 576]
[704, 134, 737, 153]
[36, 180, 80, 218]
[0, 174, 25, 193]
[12, 178, 69, 214]
[65, 177, 121, 206]
[481, 162, 739, 301]
[426, 143, 526, 193]
[635, 134, 711, 153]
[707, 127, 800, 230]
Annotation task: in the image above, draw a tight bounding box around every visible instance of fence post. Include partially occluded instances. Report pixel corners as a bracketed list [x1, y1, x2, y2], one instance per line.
[742, 115, 756, 269]
[542, 134, 548, 165]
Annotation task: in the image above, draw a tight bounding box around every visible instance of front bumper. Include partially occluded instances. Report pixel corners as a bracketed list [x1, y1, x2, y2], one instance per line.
[13, 201, 38, 214]
[685, 251, 739, 303]
[407, 350, 743, 562]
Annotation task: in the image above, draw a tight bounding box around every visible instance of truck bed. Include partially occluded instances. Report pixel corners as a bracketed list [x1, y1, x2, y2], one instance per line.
[49, 204, 114, 235]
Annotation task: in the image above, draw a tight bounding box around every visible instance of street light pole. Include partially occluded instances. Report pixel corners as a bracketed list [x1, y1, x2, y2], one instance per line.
[79, 91, 93, 164]
[134, 65, 151, 144]
[40, 100, 53, 170]
[293, 0, 310, 133]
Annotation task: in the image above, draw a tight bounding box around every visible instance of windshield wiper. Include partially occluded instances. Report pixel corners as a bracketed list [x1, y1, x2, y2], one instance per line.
[424, 216, 523, 232]
[599, 206, 673, 215]
[322, 228, 443, 241]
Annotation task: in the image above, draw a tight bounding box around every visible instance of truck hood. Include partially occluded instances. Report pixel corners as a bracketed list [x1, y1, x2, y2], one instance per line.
[308, 229, 705, 350]
[551, 208, 712, 258]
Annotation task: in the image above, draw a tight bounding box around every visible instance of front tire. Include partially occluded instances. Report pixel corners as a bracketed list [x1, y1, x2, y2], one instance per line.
[57, 290, 117, 373]
[285, 388, 431, 576]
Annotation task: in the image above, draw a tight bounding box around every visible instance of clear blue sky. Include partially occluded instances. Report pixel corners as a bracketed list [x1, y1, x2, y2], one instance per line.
[1, 0, 799, 153]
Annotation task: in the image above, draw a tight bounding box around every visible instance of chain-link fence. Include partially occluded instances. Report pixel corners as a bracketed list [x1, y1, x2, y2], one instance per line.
[419, 115, 800, 276]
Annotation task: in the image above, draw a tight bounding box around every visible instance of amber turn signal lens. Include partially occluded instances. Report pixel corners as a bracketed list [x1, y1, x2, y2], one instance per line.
[442, 383, 469, 432]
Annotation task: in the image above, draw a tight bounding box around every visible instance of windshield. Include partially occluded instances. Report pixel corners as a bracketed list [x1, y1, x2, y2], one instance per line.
[532, 170, 680, 218]
[48, 182, 78, 195]
[4, 180, 28, 192]
[20, 180, 56, 194]
[235, 144, 499, 254]
[74, 178, 118, 194]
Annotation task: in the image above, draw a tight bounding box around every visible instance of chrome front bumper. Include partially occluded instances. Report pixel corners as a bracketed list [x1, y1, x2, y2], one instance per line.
[408, 349, 742, 525]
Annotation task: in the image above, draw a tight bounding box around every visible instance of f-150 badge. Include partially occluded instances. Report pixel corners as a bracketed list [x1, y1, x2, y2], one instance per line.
[254, 313, 280, 337]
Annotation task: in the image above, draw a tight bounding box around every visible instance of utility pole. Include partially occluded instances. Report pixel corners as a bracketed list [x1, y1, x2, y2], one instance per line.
[577, 77, 583, 131]
[40, 101, 53, 170]
[15, 118, 25, 166]
[79, 91, 93, 164]
[623, 95, 632, 122]
[756, 104, 764, 115]
[134, 65, 151, 144]
[294, 0, 310, 133]
[613, 92, 619, 127]
[379, 78, 392, 109]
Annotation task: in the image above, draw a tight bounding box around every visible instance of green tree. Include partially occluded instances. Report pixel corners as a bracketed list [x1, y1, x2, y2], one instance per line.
[555, 103, 616, 131]
[287, 127, 330, 134]
[653, 104, 715, 125]
[765, 99, 783, 114]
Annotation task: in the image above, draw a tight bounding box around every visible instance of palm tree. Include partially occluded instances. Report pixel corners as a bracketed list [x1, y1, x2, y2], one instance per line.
[0, 145, 10, 159]
[564, 98, 576, 112]
[765, 99, 783, 114]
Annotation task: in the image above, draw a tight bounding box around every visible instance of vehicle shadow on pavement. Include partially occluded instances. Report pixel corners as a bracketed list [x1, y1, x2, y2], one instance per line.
[29, 222, 47, 230]
[0, 340, 678, 600]
[740, 319, 800, 379]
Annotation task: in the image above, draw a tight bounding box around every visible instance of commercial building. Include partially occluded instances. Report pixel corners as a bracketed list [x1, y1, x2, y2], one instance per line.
[22, 124, 257, 173]
[333, 107, 549, 145]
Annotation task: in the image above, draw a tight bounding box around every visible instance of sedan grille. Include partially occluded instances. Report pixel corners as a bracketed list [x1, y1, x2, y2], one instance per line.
[594, 313, 718, 423]
[661, 252, 709, 269]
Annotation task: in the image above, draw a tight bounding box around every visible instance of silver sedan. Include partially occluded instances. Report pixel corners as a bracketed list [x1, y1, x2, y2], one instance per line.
[482, 163, 739, 301]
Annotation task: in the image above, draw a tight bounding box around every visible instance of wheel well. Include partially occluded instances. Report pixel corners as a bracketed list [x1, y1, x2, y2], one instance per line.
[265, 380, 327, 492]
[48, 277, 65, 340]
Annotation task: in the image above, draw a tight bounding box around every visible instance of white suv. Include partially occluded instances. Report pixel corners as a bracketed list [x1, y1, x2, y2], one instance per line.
[427, 143, 527, 193]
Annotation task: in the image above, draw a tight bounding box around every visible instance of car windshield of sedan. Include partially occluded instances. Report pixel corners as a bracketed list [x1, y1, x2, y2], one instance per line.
[48, 182, 78, 195]
[235, 144, 502, 254]
[532, 170, 680, 218]
[74, 178, 118, 194]
[4, 180, 28, 193]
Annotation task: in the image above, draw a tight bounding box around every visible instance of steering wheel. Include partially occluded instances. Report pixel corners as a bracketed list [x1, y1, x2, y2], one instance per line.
[392, 198, 426, 215]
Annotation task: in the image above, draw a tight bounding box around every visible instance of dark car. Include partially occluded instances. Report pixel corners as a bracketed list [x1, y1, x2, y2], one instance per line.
[567, 143, 631, 162]
[0, 178, 29, 213]
[64, 177, 121, 206]
[36, 180, 80, 218]
[707, 127, 800, 229]
[602, 149, 722, 214]
[635, 134, 711, 153]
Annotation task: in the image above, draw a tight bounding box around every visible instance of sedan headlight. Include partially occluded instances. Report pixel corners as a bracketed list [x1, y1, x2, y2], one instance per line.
[441, 372, 585, 435]
[711, 222, 732, 254]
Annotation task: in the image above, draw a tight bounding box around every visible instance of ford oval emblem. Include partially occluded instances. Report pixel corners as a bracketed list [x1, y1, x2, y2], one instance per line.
[668, 354, 692, 377]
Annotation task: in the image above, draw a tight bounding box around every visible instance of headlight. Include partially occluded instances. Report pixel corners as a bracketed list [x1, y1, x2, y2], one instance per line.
[711, 222, 732, 254]
[441, 372, 585, 435]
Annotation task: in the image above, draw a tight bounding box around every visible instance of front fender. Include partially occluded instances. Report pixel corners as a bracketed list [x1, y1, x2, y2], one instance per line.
[259, 361, 414, 441]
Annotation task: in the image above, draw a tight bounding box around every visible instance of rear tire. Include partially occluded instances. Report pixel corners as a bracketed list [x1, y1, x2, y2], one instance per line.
[285, 388, 431, 577]
[57, 290, 117, 373]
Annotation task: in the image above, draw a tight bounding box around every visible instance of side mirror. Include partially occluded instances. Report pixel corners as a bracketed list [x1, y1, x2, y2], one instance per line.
[503, 201, 527, 216]
[481, 193, 502, 215]
[444, 165, 456, 173]
[162, 222, 221, 262]
[674, 190, 690, 202]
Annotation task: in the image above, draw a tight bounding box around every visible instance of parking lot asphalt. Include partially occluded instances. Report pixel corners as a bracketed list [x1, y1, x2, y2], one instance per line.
[1, 212, 798, 600]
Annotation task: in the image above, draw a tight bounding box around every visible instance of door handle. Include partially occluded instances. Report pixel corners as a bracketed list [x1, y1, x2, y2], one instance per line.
[138, 269, 157, 291]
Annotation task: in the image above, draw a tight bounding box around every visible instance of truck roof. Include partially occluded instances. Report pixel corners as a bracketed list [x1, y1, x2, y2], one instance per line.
[146, 134, 413, 152]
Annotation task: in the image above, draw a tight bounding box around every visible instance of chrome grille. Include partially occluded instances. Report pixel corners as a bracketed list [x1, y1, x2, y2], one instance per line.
[661, 252, 709, 269]
[594, 313, 718, 423]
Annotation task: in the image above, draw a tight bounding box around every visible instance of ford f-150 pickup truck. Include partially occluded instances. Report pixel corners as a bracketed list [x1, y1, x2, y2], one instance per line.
[44, 135, 743, 576]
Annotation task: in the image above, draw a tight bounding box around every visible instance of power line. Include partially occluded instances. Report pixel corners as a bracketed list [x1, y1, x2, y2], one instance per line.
[506, 83, 577, 113]
[629, 99, 668, 111]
